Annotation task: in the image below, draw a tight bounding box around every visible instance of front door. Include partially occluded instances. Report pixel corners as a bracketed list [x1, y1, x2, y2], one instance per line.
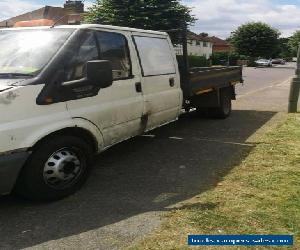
[65, 29, 144, 147]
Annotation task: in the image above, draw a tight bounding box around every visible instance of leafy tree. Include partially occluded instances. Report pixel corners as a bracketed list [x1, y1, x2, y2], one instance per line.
[276, 38, 293, 59]
[85, 0, 196, 31]
[288, 31, 300, 56]
[230, 22, 280, 58]
[199, 32, 208, 37]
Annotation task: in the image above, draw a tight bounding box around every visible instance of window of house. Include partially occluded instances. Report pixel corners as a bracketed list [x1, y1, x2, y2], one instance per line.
[95, 31, 131, 80]
[64, 30, 131, 82]
[196, 41, 200, 46]
[134, 36, 176, 76]
[203, 42, 207, 47]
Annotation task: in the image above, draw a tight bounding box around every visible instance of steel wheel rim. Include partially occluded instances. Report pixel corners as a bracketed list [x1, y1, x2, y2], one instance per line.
[43, 148, 83, 189]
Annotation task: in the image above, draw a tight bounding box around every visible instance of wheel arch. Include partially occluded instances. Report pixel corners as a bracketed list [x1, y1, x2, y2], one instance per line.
[23, 117, 104, 154]
[29, 127, 99, 154]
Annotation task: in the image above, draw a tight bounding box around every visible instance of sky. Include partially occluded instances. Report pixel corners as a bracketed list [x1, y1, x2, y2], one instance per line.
[0, 0, 300, 38]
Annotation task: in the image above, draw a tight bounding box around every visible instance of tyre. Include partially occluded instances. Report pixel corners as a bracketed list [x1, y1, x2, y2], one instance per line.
[209, 89, 232, 119]
[15, 135, 93, 201]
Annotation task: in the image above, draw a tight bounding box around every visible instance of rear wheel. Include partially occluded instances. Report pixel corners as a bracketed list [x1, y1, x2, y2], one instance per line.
[209, 89, 232, 119]
[15, 135, 93, 201]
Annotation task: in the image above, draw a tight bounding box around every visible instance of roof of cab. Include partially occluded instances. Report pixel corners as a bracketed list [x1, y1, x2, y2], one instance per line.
[0, 23, 168, 36]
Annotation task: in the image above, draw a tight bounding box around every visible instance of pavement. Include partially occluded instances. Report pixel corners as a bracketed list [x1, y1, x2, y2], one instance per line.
[0, 63, 298, 250]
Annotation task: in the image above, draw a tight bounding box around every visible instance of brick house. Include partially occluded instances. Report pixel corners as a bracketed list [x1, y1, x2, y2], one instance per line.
[0, 1, 84, 28]
[208, 36, 232, 53]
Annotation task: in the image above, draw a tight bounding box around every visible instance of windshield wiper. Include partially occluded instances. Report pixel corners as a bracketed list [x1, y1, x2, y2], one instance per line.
[0, 73, 35, 78]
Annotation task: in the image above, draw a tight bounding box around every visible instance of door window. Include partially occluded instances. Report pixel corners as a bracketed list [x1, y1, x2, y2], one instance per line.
[134, 36, 176, 76]
[65, 31, 99, 82]
[95, 31, 131, 80]
[64, 30, 131, 82]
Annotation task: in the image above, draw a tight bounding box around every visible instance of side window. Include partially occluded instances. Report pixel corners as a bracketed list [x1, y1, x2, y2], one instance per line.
[95, 31, 131, 80]
[64, 31, 99, 81]
[134, 36, 176, 76]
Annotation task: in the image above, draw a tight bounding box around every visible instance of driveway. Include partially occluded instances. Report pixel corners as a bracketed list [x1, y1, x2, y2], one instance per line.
[0, 64, 297, 250]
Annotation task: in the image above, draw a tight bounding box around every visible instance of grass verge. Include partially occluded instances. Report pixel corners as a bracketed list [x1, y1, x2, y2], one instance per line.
[131, 114, 300, 250]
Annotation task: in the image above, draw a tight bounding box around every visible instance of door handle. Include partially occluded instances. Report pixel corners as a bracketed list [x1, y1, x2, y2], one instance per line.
[135, 82, 142, 93]
[169, 78, 175, 87]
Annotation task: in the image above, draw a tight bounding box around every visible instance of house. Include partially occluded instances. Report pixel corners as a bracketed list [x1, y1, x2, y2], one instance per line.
[0, 1, 84, 28]
[208, 36, 232, 53]
[174, 32, 213, 59]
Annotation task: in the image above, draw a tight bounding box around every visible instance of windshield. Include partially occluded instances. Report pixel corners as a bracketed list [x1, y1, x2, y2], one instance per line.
[0, 29, 74, 77]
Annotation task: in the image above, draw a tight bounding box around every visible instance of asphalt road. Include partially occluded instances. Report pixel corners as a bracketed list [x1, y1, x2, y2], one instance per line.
[234, 63, 296, 112]
[236, 63, 296, 97]
[0, 64, 297, 250]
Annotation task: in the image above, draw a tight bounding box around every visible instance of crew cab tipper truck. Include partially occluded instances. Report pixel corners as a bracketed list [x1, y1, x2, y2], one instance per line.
[0, 24, 243, 200]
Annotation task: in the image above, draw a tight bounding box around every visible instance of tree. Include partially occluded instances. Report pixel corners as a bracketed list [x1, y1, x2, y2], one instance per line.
[199, 32, 208, 37]
[288, 31, 300, 56]
[85, 0, 196, 31]
[230, 22, 280, 58]
[276, 38, 293, 59]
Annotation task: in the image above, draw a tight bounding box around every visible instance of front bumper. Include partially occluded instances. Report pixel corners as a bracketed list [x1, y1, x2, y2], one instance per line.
[0, 151, 30, 195]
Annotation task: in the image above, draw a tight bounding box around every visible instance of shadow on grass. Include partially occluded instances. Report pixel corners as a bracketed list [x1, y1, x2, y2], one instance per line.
[0, 110, 277, 249]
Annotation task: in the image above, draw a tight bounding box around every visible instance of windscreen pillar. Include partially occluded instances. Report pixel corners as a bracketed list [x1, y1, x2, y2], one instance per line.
[288, 43, 300, 113]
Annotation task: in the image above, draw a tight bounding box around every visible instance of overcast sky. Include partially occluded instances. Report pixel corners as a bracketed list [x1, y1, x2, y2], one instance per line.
[1, 0, 300, 38]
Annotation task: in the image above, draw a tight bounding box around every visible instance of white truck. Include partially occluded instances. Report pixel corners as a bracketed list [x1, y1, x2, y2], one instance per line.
[0, 24, 243, 200]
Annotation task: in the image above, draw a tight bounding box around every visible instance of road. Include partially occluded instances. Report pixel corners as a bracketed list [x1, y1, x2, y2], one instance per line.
[234, 63, 296, 112]
[0, 64, 297, 250]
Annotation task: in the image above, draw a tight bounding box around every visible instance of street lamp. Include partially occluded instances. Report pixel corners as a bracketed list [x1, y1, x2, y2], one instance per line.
[288, 43, 300, 113]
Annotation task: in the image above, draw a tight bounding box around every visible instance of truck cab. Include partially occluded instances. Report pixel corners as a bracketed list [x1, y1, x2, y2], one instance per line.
[0, 24, 183, 200]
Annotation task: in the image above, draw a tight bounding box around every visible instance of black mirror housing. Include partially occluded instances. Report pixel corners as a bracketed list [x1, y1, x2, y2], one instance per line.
[86, 60, 113, 88]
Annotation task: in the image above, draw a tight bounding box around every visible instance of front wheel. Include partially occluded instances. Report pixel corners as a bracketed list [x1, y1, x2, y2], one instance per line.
[15, 135, 93, 201]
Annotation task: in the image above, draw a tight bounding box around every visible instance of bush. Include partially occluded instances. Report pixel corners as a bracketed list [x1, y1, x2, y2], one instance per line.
[189, 55, 210, 67]
[177, 55, 210, 68]
[283, 57, 293, 62]
[211, 52, 242, 66]
[247, 58, 257, 67]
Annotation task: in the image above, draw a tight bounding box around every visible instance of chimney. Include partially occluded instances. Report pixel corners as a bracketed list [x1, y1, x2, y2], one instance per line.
[64, 1, 84, 15]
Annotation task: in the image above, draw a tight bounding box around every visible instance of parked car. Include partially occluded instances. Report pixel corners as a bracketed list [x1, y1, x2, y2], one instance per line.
[0, 24, 243, 201]
[272, 58, 286, 65]
[255, 59, 272, 67]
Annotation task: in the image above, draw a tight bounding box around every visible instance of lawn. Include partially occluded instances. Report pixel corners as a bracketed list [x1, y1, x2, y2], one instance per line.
[131, 114, 300, 250]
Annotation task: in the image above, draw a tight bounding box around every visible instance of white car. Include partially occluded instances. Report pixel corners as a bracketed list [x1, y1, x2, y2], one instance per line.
[255, 59, 272, 67]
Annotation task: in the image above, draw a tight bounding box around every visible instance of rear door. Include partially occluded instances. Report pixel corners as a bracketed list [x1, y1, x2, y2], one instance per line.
[132, 34, 182, 131]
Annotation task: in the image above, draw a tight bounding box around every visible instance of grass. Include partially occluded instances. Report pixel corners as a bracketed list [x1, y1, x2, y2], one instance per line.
[130, 114, 300, 250]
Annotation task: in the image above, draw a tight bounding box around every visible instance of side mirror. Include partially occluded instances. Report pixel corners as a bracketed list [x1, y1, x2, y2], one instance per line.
[86, 60, 113, 88]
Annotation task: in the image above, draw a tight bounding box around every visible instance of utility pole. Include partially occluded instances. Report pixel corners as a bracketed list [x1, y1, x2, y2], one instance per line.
[288, 43, 300, 113]
[182, 24, 189, 80]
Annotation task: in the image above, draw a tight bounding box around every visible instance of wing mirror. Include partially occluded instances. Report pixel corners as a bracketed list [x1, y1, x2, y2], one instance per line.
[86, 60, 113, 88]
